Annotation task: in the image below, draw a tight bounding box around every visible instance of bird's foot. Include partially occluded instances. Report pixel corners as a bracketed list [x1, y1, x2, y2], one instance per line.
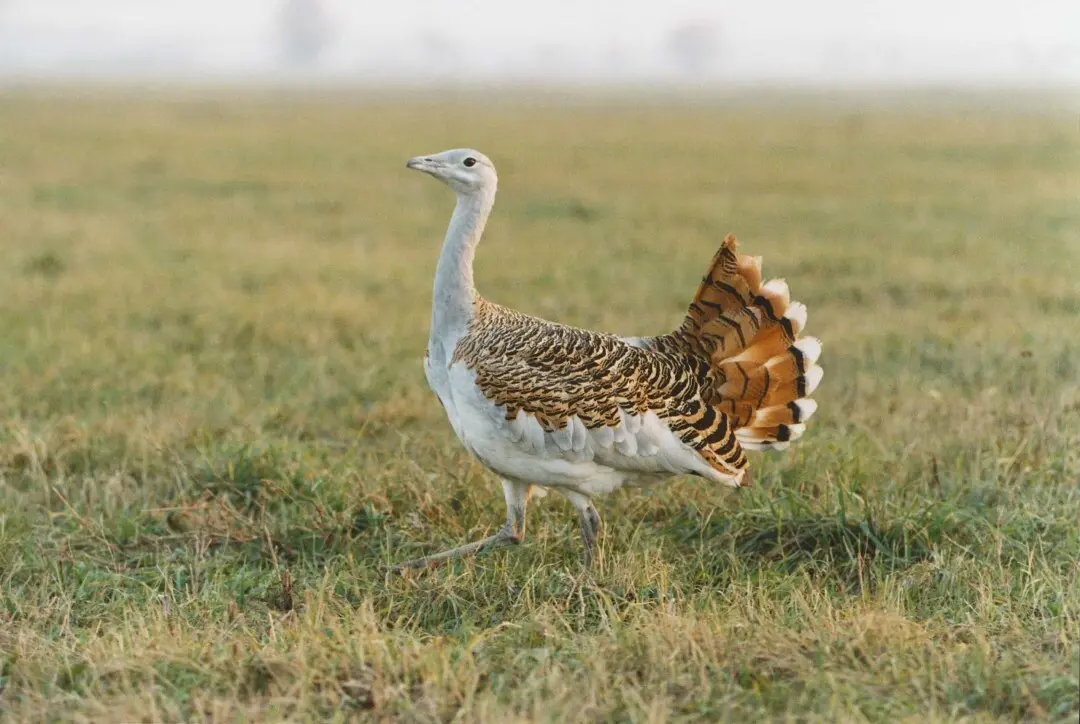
[387, 523, 522, 574]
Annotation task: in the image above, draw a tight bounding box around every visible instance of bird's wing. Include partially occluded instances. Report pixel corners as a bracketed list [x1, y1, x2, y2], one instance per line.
[446, 300, 744, 485]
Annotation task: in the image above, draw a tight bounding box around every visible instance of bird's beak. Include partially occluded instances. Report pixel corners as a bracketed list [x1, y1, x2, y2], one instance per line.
[406, 156, 437, 173]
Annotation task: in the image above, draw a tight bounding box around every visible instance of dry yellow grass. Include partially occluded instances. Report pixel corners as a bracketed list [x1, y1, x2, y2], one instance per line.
[0, 89, 1077, 722]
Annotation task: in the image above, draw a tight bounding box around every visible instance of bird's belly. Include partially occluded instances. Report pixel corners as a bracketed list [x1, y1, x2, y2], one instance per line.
[428, 360, 714, 496]
[437, 370, 629, 493]
[456, 407, 622, 490]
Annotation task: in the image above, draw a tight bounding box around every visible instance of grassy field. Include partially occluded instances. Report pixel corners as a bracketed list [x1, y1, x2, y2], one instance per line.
[0, 89, 1077, 722]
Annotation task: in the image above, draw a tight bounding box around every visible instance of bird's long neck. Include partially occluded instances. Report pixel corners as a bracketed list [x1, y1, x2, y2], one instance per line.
[431, 187, 495, 340]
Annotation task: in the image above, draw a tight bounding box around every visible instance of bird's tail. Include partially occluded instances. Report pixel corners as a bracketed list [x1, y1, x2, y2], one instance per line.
[669, 234, 823, 451]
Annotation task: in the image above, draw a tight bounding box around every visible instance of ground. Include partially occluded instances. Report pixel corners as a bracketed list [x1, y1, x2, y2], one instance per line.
[0, 89, 1077, 722]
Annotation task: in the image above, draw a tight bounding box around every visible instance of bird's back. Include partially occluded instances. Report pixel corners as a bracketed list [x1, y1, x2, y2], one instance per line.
[452, 299, 707, 435]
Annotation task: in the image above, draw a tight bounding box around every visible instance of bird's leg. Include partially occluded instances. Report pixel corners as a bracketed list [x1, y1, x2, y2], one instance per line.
[391, 479, 529, 573]
[561, 490, 602, 568]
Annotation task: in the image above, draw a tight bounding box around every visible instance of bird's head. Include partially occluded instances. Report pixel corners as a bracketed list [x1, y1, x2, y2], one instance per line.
[405, 148, 497, 196]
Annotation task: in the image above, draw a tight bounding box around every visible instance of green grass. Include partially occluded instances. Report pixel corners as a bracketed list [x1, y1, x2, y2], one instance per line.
[0, 89, 1077, 722]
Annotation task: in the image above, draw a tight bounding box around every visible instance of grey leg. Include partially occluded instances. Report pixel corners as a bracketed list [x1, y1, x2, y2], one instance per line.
[391, 479, 529, 573]
[561, 490, 602, 568]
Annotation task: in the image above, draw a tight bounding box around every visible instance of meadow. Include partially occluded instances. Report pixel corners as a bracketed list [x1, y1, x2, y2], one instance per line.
[0, 88, 1077, 722]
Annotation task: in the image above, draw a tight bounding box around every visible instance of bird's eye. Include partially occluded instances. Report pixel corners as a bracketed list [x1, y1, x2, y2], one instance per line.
[463, 157, 477, 167]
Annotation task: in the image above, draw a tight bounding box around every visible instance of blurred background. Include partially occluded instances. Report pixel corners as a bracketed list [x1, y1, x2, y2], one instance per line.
[0, 0, 1077, 89]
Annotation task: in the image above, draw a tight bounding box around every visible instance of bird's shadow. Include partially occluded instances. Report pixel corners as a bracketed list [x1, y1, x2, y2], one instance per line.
[652, 503, 947, 585]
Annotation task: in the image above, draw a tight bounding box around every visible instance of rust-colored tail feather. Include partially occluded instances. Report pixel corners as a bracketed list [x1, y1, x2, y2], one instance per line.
[676, 234, 822, 452]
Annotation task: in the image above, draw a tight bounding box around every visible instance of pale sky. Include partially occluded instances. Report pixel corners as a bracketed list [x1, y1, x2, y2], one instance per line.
[0, 0, 1077, 84]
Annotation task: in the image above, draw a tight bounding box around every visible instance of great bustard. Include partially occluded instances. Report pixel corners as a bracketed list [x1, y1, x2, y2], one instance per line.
[393, 148, 822, 571]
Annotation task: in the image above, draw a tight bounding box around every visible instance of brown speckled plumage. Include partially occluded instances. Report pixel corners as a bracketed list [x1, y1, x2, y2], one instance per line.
[451, 235, 818, 480]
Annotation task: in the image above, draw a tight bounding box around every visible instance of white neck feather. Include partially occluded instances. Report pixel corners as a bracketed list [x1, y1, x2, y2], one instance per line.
[430, 186, 496, 341]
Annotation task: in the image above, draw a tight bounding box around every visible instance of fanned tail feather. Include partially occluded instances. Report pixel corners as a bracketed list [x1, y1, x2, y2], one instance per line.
[676, 234, 823, 452]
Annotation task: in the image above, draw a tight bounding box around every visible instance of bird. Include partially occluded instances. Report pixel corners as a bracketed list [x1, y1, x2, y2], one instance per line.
[393, 148, 822, 572]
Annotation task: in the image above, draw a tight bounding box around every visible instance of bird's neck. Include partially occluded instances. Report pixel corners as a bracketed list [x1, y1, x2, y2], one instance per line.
[431, 187, 495, 341]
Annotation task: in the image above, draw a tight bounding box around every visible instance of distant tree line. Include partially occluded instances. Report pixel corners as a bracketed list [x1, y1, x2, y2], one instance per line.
[278, 0, 333, 68]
